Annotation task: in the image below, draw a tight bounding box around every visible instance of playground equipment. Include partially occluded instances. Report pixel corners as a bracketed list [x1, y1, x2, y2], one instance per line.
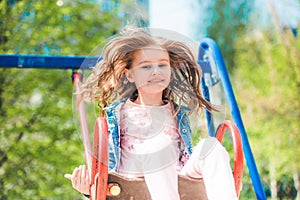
[0, 38, 267, 200]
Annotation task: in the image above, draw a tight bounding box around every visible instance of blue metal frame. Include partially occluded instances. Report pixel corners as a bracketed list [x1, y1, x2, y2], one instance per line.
[200, 77, 215, 137]
[0, 54, 98, 69]
[198, 38, 266, 200]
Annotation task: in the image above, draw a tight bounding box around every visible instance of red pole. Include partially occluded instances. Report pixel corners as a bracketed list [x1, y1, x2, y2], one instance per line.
[72, 71, 108, 200]
[93, 117, 108, 200]
[216, 120, 244, 198]
[72, 72, 92, 172]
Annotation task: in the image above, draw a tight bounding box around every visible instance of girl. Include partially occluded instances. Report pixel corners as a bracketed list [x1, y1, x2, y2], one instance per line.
[65, 26, 238, 200]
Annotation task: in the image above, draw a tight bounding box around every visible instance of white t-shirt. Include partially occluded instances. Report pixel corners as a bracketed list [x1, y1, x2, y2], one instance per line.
[118, 99, 181, 200]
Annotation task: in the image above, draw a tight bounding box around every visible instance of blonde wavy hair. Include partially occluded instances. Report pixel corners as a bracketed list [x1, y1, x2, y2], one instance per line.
[80, 26, 215, 115]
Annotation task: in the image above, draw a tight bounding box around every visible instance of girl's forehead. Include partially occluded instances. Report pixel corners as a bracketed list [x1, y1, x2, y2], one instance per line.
[131, 46, 170, 65]
[134, 45, 168, 56]
[139, 45, 166, 51]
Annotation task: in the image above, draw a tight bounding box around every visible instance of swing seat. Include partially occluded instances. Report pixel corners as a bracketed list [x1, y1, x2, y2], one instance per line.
[105, 172, 208, 200]
[91, 118, 243, 200]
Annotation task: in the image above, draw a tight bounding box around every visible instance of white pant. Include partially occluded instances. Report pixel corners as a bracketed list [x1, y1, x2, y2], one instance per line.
[145, 137, 238, 200]
[180, 137, 238, 200]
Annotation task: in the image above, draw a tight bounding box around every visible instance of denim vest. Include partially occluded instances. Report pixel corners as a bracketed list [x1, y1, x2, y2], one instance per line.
[105, 99, 193, 171]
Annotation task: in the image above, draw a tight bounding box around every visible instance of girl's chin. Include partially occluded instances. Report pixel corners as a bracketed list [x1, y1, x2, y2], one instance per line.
[139, 85, 167, 93]
[138, 82, 168, 89]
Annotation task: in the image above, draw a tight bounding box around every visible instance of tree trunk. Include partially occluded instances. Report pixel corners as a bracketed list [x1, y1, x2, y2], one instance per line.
[294, 171, 300, 200]
[270, 163, 277, 200]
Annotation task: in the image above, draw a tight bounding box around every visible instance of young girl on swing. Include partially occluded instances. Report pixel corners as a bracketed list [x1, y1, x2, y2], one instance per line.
[65, 26, 238, 200]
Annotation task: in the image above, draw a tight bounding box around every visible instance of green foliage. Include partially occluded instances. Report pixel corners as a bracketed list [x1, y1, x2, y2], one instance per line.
[196, 0, 254, 71]
[0, 0, 120, 55]
[233, 29, 300, 198]
[0, 0, 122, 199]
[195, 1, 300, 198]
[0, 68, 85, 199]
[193, 0, 300, 197]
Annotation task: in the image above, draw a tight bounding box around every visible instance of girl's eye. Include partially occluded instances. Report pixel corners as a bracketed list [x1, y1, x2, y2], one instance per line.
[141, 65, 152, 69]
[159, 64, 168, 67]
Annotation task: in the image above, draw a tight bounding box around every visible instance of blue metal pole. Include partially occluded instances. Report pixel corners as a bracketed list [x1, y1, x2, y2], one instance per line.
[0, 54, 98, 69]
[200, 78, 216, 137]
[199, 38, 267, 200]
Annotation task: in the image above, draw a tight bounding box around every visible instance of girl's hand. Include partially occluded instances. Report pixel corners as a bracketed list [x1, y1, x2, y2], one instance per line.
[64, 165, 90, 195]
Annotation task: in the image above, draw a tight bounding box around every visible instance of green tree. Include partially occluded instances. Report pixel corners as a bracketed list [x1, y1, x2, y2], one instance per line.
[194, 1, 300, 198]
[233, 28, 300, 199]
[195, 0, 254, 71]
[0, 0, 121, 199]
[0, 68, 85, 199]
[0, 0, 120, 55]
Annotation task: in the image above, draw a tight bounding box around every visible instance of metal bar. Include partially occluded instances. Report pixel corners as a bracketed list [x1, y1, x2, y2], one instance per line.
[198, 47, 215, 137]
[200, 77, 215, 137]
[73, 72, 92, 171]
[0, 54, 98, 69]
[199, 38, 267, 200]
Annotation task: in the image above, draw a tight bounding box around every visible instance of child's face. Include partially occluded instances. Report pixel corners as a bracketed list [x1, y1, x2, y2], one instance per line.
[125, 46, 171, 97]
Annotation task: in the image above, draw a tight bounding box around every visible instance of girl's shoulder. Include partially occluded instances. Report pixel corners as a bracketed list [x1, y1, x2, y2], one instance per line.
[105, 98, 127, 111]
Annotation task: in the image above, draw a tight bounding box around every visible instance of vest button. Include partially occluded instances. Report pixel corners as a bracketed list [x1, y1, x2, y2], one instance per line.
[182, 128, 187, 133]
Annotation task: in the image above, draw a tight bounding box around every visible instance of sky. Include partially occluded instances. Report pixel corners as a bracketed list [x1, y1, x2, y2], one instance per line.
[255, 0, 300, 28]
[148, 0, 300, 40]
[149, 0, 200, 39]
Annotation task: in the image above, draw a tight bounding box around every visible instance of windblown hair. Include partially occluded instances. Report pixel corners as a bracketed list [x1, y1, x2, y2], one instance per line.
[80, 26, 215, 115]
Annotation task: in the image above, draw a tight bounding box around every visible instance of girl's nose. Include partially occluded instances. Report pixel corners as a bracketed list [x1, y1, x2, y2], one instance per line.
[152, 64, 159, 75]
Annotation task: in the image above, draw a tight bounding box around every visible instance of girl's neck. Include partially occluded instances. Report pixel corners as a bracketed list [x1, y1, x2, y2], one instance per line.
[134, 94, 164, 106]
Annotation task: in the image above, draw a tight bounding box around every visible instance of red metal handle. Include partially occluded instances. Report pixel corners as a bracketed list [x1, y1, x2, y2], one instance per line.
[91, 117, 108, 200]
[215, 120, 244, 198]
[73, 72, 109, 199]
[72, 72, 92, 172]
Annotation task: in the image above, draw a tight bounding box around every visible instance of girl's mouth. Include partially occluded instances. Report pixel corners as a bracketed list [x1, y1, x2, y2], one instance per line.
[148, 79, 164, 83]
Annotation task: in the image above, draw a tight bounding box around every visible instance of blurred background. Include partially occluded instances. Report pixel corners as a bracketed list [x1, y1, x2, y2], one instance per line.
[0, 0, 299, 199]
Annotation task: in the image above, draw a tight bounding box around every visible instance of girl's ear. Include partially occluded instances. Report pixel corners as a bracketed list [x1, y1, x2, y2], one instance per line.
[124, 69, 135, 83]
